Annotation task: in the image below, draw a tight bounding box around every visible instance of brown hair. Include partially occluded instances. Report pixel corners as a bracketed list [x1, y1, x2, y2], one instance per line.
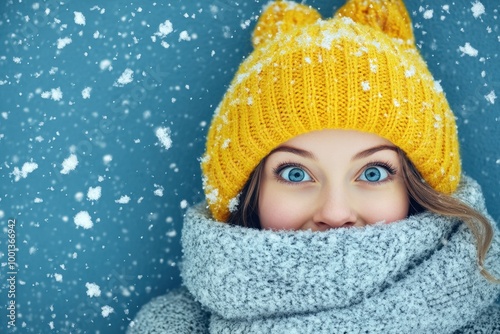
[227, 148, 498, 282]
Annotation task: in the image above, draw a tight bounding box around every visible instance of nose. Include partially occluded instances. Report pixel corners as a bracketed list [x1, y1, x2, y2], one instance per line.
[312, 187, 357, 229]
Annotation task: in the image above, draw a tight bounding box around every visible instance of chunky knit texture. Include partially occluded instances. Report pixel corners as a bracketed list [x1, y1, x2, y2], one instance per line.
[127, 289, 209, 333]
[128, 176, 500, 333]
[202, 0, 460, 222]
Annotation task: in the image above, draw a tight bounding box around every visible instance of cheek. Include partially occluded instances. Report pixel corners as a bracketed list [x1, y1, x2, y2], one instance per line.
[361, 187, 410, 224]
[258, 187, 308, 230]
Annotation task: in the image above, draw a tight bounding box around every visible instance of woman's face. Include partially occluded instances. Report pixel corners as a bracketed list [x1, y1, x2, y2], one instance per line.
[258, 130, 409, 231]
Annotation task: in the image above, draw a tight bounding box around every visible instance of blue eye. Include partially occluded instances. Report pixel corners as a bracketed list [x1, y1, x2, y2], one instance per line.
[358, 166, 389, 182]
[279, 166, 312, 183]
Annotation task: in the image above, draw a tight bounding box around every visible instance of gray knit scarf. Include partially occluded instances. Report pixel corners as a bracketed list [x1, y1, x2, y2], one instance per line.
[181, 175, 500, 333]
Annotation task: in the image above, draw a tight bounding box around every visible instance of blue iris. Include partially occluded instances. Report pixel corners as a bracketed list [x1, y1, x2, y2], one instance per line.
[359, 166, 389, 182]
[280, 167, 312, 182]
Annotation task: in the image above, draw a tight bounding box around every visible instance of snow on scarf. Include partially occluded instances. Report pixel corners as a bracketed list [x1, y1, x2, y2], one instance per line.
[181, 175, 500, 333]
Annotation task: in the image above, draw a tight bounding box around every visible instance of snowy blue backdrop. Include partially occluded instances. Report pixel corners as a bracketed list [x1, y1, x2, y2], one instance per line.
[1, 0, 499, 332]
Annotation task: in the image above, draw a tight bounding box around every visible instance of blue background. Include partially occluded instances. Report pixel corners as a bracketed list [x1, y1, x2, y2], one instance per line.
[1, 0, 499, 332]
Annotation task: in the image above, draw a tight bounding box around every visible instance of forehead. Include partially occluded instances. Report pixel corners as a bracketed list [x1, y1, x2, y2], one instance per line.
[278, 130, 395, 152]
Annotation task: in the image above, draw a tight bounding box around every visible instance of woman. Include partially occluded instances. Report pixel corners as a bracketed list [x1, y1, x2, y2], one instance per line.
[128, 0, 500, 332]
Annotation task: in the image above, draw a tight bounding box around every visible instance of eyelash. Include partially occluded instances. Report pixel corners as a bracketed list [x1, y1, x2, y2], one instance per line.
[273, 161, 312, 184]
[363, 161, 397, 175]
[359, 161, 398, 184]
[272, 161, 398, 184]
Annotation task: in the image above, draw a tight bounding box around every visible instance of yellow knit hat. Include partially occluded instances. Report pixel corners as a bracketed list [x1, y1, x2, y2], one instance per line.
[202, 0, 461, 222]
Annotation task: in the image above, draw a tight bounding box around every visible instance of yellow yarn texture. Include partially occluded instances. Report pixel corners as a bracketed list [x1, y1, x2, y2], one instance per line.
[202, 0, 460, 222]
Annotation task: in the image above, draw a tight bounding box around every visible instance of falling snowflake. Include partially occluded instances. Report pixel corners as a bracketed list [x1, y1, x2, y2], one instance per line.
[11, 162, 38, 181]
[423, 9, 433, 19]
[61, 154, 78, 174]
[459, 43, 478, 57]
[57, 37, 72, 49]
[87, 186, 102, 201]
[85, 282, 101, 297]
[74, 11, 86, 25]
[101, 305, 114, 318]
[154, 20, 173, 38]
[471, 1, 485, 18]
[113, 68, 134, 87]
[485, 90, 496, 105]
[41, 87, 63, 101]
[115, 195, 131, 204]
[155, 127, 172, 150]
[82, 87, 92, 99]
[74, 211, 93, 229]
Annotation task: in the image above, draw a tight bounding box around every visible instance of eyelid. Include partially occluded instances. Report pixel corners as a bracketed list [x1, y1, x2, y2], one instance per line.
[274, 161, 304, 173]
[363, 161, 397, 174]
[273, 161, 315, 183]
[356, 161, 397, 182]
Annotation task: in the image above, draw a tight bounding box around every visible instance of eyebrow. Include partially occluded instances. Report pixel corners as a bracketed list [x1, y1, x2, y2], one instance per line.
[268, 144, 397, 161]
[352, 145, 398, 161]
[268, 145, 317, 160]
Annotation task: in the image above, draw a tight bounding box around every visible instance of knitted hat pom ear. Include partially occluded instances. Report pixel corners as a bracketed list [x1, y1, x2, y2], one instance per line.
[252, 1, 322, 47]
[336, 0, 415, 45]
